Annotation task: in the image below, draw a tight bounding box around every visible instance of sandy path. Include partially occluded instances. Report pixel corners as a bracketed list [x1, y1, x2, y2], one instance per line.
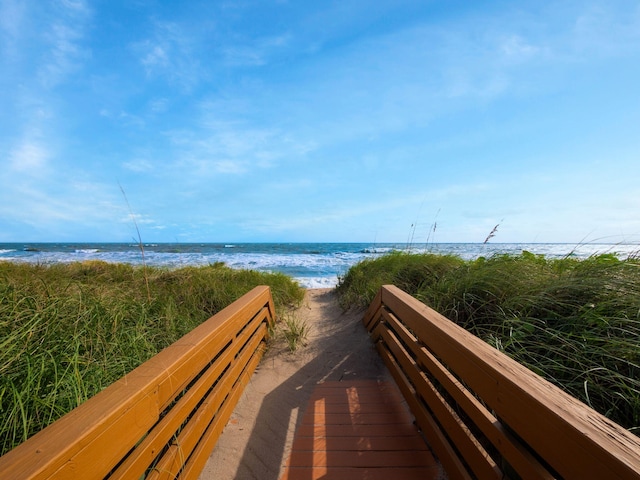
[199, 288, 392, 480]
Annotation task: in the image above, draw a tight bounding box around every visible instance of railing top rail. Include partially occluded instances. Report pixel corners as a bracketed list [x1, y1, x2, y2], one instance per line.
[0, 285, 275, 480]
[368, 284, 640, 479]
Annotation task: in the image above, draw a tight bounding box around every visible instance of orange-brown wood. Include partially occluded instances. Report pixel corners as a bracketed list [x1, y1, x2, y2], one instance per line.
[291, 435, 430, 452]
[382, 306, 553, 479]
[371, 285, 640, 479]
[375, 341, 473, 480]
[147, 325, 267, 480]
[110, 307, 269, 479]
[361, 287, 383, 331]
[281, 466, 441, 480]
[379, 324, 502, 479]
[285, 450, 435, 467]
[0, 286, 275, 480]
[180, 345, 266, 479]
[280, 381, 441, 480]
[291, 423, 423, 438]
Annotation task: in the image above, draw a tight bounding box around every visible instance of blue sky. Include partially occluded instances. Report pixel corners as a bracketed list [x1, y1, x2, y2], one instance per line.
[1, 0, 639, 243]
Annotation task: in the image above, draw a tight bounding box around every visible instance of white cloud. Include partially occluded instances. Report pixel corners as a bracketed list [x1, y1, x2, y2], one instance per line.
[123, 159, 154, 172]
[222, 33, 292, 67]
[97, 108, 146, 128]
[0, 0, 26, 59]
[118, 110, 145, 128]
[572, 2, 640, 56]
[38, 1, 92, 88]
[149, 98, 169, 113]
[121, 213, 155, 226]
[132, 20, 202, 91]
[0, 179, 123, 235]
[141, 44, 170, 70]
[59, 0, 90, 15]
[212, 159, 248, 174]
[9, 141, 49, 172]
[165, 99, 305, 177]
[500, 35, 540, 61]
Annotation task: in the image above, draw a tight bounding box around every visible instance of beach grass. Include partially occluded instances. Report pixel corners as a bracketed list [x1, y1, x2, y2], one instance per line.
[336, 250, 640, 434]
[279, 311, 309, 352]
[0, 261, 304, 455]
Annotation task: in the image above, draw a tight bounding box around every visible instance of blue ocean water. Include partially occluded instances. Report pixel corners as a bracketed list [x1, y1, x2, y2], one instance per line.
[0, 242, 637, 288]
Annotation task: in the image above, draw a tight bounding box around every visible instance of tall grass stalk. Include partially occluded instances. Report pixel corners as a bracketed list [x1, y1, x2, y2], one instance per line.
[0, 261, 304, 455]
[119, 183, 151, 302]
[336, 250, 640, 434]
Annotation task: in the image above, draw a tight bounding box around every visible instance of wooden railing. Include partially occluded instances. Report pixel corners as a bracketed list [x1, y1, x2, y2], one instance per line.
[363, 285, 640, 480]
[0, 286, 275, 480]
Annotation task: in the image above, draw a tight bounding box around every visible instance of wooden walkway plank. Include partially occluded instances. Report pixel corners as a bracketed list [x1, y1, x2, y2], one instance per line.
[280, 380, 442, 480]
[291, 423, 425, 438]
[280, 466, 442, 480]
[291, 435, 430, 452]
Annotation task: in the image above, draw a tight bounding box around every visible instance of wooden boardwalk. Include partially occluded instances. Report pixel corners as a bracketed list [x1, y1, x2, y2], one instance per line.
[4, 287, 637, 479]
[279, 380, 442, 480]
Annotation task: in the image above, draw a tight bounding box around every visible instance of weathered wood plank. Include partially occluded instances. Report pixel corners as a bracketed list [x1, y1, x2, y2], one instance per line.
[147, 323, 268, 480]
[110, 306, 270, 479]
[181, 344, 266, 479]
[379, 324, 502, 479]
[0, 286, 275, 480]
[362, 288, 383, 331]
[382, 306, 552, 479]
[280, 381, 441, 480]
[378, 284, 640, 479]
[280, 466, 442, 480]
[375, 342, 472, 480]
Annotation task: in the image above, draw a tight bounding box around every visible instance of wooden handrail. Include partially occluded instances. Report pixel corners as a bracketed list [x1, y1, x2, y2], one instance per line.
[0, 286, 276, 480]
[363, 285, 640, 479]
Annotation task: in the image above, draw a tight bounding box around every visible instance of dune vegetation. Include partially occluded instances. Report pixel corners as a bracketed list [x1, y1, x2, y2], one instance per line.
[3, 250, 639, 455]
[336, 250, 640, 435]
[0, 261, 304, 455]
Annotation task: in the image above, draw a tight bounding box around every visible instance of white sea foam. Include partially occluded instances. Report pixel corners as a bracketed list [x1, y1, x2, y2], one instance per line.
[295, 276, 340, 289]
[2, 242, 638, 290]
[360, 247, 395, 254]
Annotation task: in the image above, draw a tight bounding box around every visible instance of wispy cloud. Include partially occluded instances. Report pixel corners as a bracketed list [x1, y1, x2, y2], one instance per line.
[221, 33, 292, 67]
[0, 177, 124, 238]
[164, 95, 316, 179]
[148, 97, 169, 114]
[132, 20, 202, 91]
[0, 0, 26, 60]
[123, 158, 154, 172]
[0, 0, 23, 36]
[571, 2, 640, 57]
[9, 141, 49, 173]
[499, 35, 541, 62]
[242, 182, 491, 237]
[38, 0, 92, 88]
[210, 159, 249, 175]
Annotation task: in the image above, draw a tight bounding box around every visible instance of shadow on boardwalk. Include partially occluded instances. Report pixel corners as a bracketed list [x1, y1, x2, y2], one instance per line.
[199, 289, 391, 480]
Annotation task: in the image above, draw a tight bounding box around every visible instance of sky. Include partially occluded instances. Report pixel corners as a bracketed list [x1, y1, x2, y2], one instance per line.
[1, 0, 639, 244]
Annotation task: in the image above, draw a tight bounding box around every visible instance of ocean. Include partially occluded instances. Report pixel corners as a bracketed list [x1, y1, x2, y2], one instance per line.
[1, 242, 637, 288]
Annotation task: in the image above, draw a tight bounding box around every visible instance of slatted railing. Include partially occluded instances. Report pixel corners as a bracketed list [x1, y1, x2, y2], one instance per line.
[0, 285, 275, 480]
[363, 285, 640, 479]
